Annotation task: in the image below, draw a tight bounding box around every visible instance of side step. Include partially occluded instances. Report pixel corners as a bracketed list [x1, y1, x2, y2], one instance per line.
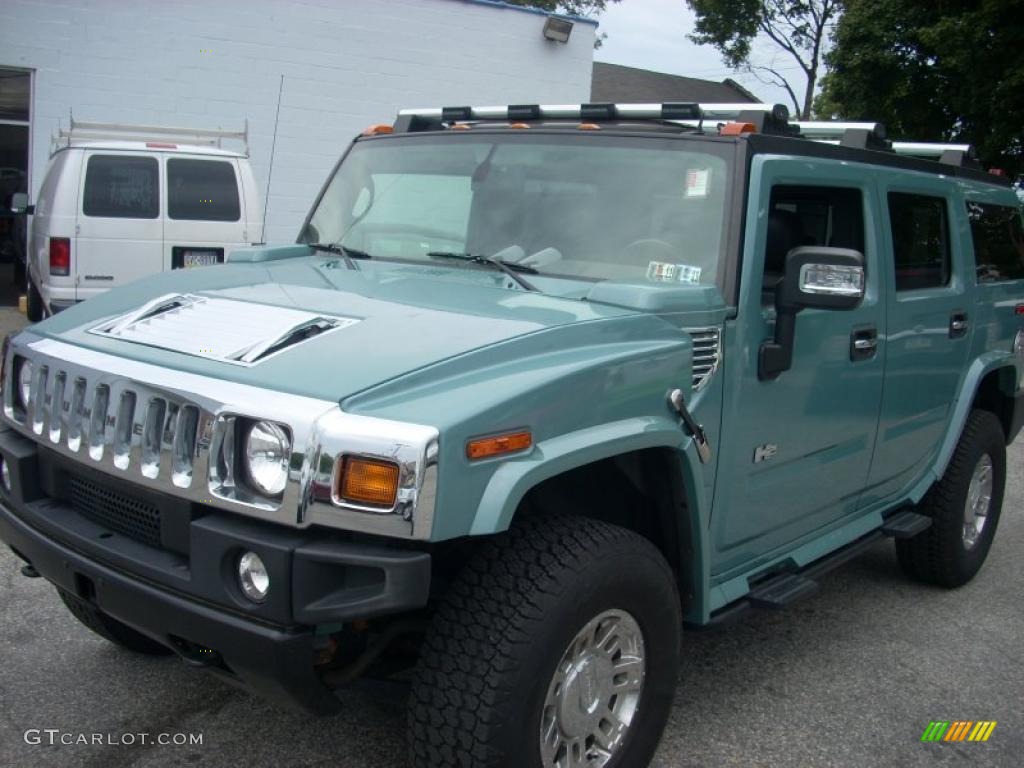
[747, 574, 819, 609]
[880, 510, 932, 539]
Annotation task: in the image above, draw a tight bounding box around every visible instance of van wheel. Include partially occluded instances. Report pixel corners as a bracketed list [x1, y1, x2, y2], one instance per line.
[57, 588, 172, 655]
[409, 516, 681, 768]
[26, 274, 44, 322]
[896, 410, 1006, 588]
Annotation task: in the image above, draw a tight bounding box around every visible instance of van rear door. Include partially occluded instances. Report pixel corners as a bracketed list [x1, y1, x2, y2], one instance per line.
[75, 151, 163, 299]
[162, 155, 244, 271]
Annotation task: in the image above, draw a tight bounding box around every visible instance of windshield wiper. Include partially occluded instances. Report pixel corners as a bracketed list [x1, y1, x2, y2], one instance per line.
[427, 251, 539, 292]
[308, 242, 373, 270]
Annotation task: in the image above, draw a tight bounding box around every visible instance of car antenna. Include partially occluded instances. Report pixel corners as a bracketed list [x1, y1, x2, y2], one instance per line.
[260, 74, 284, 245]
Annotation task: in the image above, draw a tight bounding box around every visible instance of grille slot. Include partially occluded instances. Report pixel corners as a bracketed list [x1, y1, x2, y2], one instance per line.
[687, 327, 722, 391]
[68, 473, 162, 548]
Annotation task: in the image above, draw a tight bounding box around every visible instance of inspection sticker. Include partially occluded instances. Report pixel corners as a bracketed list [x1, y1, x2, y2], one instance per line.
[686, 168, 710, 198]
[647, 262, 702, 284]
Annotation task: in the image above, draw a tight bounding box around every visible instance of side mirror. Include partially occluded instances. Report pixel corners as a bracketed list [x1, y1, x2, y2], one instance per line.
[10, 193, 34, 215]
[760, 247, 866, 380]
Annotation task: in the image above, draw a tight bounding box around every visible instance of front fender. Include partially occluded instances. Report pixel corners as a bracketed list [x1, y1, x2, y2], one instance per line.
[469, 416, 713, 622]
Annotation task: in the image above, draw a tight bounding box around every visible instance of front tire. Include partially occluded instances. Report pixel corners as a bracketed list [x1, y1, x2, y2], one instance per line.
[896, 409, 1006, 588]
[409, 516, 681, 768]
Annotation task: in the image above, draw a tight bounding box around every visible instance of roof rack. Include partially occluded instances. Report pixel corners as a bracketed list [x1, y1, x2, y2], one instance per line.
[389, 102, 987, 172]
[52, 117, 249, 156]
[393, 102, 795, 135]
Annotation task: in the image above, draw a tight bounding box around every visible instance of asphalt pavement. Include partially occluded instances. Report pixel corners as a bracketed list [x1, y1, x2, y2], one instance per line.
[0, 270, 1020, 767]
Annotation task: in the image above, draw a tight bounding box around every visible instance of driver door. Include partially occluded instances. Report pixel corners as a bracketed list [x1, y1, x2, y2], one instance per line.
[711, 159, 886, 577]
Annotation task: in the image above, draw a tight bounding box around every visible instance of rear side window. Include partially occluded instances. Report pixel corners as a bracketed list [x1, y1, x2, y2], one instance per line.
[83, 155, 159, 219]
[167, 159, 240, 221]
[967, 202, 1024, 282]
[888, 192, 951, 291]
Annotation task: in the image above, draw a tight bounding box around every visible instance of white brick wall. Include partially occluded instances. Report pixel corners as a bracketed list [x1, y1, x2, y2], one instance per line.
[1, 0, 596, 242]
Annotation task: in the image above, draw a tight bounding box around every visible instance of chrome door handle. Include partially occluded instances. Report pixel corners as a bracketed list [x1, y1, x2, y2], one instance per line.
[950, 312, 969, 339]
[853, 338, 877, 351]
[850, 326, 878, 361]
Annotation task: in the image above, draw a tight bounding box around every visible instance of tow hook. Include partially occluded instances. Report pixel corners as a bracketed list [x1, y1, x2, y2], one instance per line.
[20, 563, 41, 578]
[669, 389, 712, 463]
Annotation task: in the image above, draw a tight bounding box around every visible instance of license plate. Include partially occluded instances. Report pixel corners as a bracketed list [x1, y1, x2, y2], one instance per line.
[182, 249, 218, 268]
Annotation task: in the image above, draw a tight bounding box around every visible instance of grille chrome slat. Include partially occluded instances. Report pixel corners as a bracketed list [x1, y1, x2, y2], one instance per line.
[67, 377, 87, 452]
[685, 327, 723, 391]
[113, 391, 137, 470]
[49, 372, 67, 444]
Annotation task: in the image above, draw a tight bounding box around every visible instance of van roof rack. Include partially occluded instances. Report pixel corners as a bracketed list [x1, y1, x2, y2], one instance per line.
[52, 117, 249, 156]
[390, 102, 989, 172]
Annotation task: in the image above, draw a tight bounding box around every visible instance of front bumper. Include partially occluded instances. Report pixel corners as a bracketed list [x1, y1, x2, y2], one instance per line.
[0, 428, 431, 714]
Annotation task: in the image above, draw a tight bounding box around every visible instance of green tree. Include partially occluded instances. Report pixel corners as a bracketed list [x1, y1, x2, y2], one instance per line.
[685, 0, 840, 119]
[817, 0, 1024, 175]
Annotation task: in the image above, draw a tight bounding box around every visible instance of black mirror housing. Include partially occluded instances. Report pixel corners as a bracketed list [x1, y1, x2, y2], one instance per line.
[760, 246, 867, 380]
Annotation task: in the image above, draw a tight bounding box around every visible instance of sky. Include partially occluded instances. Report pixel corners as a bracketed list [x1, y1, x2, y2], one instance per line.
[592, 0, 807, 113]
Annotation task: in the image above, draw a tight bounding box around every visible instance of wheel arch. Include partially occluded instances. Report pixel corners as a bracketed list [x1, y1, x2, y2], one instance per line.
[469, 418, 711, 622]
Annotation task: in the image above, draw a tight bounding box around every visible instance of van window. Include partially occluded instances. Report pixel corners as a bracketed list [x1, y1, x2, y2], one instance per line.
[967, 202, 1024, 282]
[83, 155, 159, 219]
[888, 193, 951, 291]
[167, 159, 240, 221]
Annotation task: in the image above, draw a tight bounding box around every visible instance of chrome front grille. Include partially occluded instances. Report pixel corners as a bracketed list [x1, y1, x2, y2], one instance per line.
[687, 327, 722, 391]
[17, 359, 209, 491]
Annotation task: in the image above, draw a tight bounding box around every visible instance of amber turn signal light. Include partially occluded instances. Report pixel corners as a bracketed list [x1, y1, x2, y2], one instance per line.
[466, 431, 532, 460]
[337, 457, 400, 506]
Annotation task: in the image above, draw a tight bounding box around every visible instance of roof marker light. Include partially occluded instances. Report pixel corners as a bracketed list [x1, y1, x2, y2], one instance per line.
[721, 122, 758, 136]
[361, 124, 394, 136]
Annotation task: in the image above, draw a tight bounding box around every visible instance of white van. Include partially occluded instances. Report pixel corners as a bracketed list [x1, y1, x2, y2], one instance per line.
[19, 121, 261, 320]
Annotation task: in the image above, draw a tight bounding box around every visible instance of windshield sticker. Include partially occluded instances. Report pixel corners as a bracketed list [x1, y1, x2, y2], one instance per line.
[647, 262, 702, 284]
[686, 169, 710, 198]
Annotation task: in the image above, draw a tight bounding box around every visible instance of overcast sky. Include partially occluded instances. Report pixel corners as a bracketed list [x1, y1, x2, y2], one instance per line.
[592, 0, 805, 113]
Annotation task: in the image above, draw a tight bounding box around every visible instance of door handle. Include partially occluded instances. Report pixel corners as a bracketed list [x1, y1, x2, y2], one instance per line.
[850, 326, 878, 361]
[950, 311, 969, 339]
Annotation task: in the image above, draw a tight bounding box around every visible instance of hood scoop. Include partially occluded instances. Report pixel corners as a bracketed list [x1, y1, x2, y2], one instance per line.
[89, 293, 360, 366]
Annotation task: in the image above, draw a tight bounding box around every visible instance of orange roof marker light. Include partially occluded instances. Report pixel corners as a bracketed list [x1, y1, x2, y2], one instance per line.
[509, 122, 531, 129]
[466, 430, 533, 460]
[449, 123, 472, 130]
[361, 124, 394, 137]
[577, 123, 602, 131]
[721, 122, 758, 136]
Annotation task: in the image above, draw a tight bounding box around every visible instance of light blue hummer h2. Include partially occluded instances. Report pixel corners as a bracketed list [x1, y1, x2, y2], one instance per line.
[2, 102, 1023, 768]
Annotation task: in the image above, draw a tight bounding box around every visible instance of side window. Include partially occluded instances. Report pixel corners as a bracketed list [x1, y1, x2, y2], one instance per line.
[83, 155, 159, 219]
[167, 159, 240, 222]
[967, 202, 1024, 282]
[888, 193, 951, 291]
[763, 185, 865, 295]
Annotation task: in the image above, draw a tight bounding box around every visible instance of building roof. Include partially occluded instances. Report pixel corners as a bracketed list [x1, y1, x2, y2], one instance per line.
[591, 62, 759, 105]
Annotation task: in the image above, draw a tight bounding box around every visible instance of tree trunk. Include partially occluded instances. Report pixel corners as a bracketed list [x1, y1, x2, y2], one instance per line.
[801, 69, 817, 120]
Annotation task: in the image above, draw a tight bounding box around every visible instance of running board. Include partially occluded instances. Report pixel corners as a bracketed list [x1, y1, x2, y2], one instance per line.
[701, 529, 889, 628]
[880, 510, 932, 539]
[748, 573, 818, 609]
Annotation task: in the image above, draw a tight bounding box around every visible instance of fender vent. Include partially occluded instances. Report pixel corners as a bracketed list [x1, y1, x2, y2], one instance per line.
[687, 327, 722, 391]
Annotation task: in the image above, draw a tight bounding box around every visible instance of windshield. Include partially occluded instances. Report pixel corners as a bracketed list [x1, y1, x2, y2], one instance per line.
[303, 134, 733, 286]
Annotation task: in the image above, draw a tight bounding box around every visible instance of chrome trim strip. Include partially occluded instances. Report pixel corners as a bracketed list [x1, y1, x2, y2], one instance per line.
[2, 333, 440, 539]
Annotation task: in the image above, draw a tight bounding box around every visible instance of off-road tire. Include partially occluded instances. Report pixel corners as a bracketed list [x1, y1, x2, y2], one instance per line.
[896, 409, 1006, 588]
[57, 587, 172, 655]
[26, 274, 44, 322]
[408, 515, 681, 768]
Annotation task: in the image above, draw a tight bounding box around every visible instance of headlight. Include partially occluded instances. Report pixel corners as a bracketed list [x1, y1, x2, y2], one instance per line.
[17, 358, 32, 408]
[244, 420, 291, 496]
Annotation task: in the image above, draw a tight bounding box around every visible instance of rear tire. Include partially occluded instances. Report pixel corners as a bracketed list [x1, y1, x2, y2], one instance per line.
[896, 409, 1006, 588]
[57, 588, 172, 656]
[26, 273, 43, 322]
[409, 515, 681, 768]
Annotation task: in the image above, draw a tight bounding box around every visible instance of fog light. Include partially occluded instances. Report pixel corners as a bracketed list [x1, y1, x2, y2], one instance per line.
[0, 458, 10, 492]
[237, 551, 269, 603]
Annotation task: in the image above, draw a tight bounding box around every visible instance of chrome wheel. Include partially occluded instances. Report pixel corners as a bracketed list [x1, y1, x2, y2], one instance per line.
[963, 454, 994, 550]
[540, 609, 646, 767]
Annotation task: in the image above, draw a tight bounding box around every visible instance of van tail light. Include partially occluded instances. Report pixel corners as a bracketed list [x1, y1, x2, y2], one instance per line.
[49, 237, 70, 276]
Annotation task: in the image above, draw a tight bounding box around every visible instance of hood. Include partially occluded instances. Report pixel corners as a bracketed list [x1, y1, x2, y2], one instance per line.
[35, 255, 640, 402]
